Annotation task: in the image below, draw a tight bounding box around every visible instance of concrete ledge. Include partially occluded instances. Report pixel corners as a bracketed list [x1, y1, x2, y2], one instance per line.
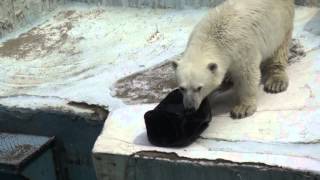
[93, 152, 320, 180]
[0, 95, 108, 180]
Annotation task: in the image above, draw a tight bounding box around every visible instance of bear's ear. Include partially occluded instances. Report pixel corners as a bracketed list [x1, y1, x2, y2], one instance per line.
[208, 63, 218, 73]
[172, 61, 179, 70]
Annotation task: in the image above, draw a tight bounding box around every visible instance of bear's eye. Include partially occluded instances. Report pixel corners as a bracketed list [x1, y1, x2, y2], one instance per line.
[208, 63, 218, 73]
[179, 87, 186, 92]
[195, 86, 202, 92]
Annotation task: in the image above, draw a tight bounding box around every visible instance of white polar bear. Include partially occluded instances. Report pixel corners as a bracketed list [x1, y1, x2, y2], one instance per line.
[173, 0, 295, 119]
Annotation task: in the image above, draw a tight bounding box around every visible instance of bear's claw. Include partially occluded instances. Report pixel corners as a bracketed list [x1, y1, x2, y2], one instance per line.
[264, 73, 289, 94]
[230, 104, 257, 119]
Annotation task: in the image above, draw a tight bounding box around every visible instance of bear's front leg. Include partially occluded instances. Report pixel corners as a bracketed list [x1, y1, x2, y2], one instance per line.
[230, 60, 260, 119]
[263, 31, 291, 94]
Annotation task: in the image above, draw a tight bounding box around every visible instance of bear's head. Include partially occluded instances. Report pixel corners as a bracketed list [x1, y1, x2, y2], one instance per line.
[172, 47, 228, 112]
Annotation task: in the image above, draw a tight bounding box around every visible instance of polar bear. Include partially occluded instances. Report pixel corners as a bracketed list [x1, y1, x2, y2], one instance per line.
[173, 0, 295, 119]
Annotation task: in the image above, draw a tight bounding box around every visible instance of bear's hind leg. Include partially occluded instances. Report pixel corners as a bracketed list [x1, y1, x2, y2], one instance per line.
[263, 32, 291, 93]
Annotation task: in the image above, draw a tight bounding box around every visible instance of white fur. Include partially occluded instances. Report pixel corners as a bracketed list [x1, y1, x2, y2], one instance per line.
[174, 0, 294, 117]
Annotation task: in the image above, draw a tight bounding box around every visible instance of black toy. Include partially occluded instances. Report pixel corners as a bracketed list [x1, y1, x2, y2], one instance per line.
[144, 89, 212, 147]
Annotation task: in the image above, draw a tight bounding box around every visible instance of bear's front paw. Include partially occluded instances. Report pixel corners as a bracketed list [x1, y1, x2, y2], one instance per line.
[264, 73, 289, 94]
[230, 104, 257, 119]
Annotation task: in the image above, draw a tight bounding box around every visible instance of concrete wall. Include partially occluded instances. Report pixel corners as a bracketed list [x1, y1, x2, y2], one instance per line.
[0, 0, 319, 37]
[0, 101, 107, 180]
[295, 0, 320, 6]
[69, 0, 224, 8]
[69, 0, 320, 8]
